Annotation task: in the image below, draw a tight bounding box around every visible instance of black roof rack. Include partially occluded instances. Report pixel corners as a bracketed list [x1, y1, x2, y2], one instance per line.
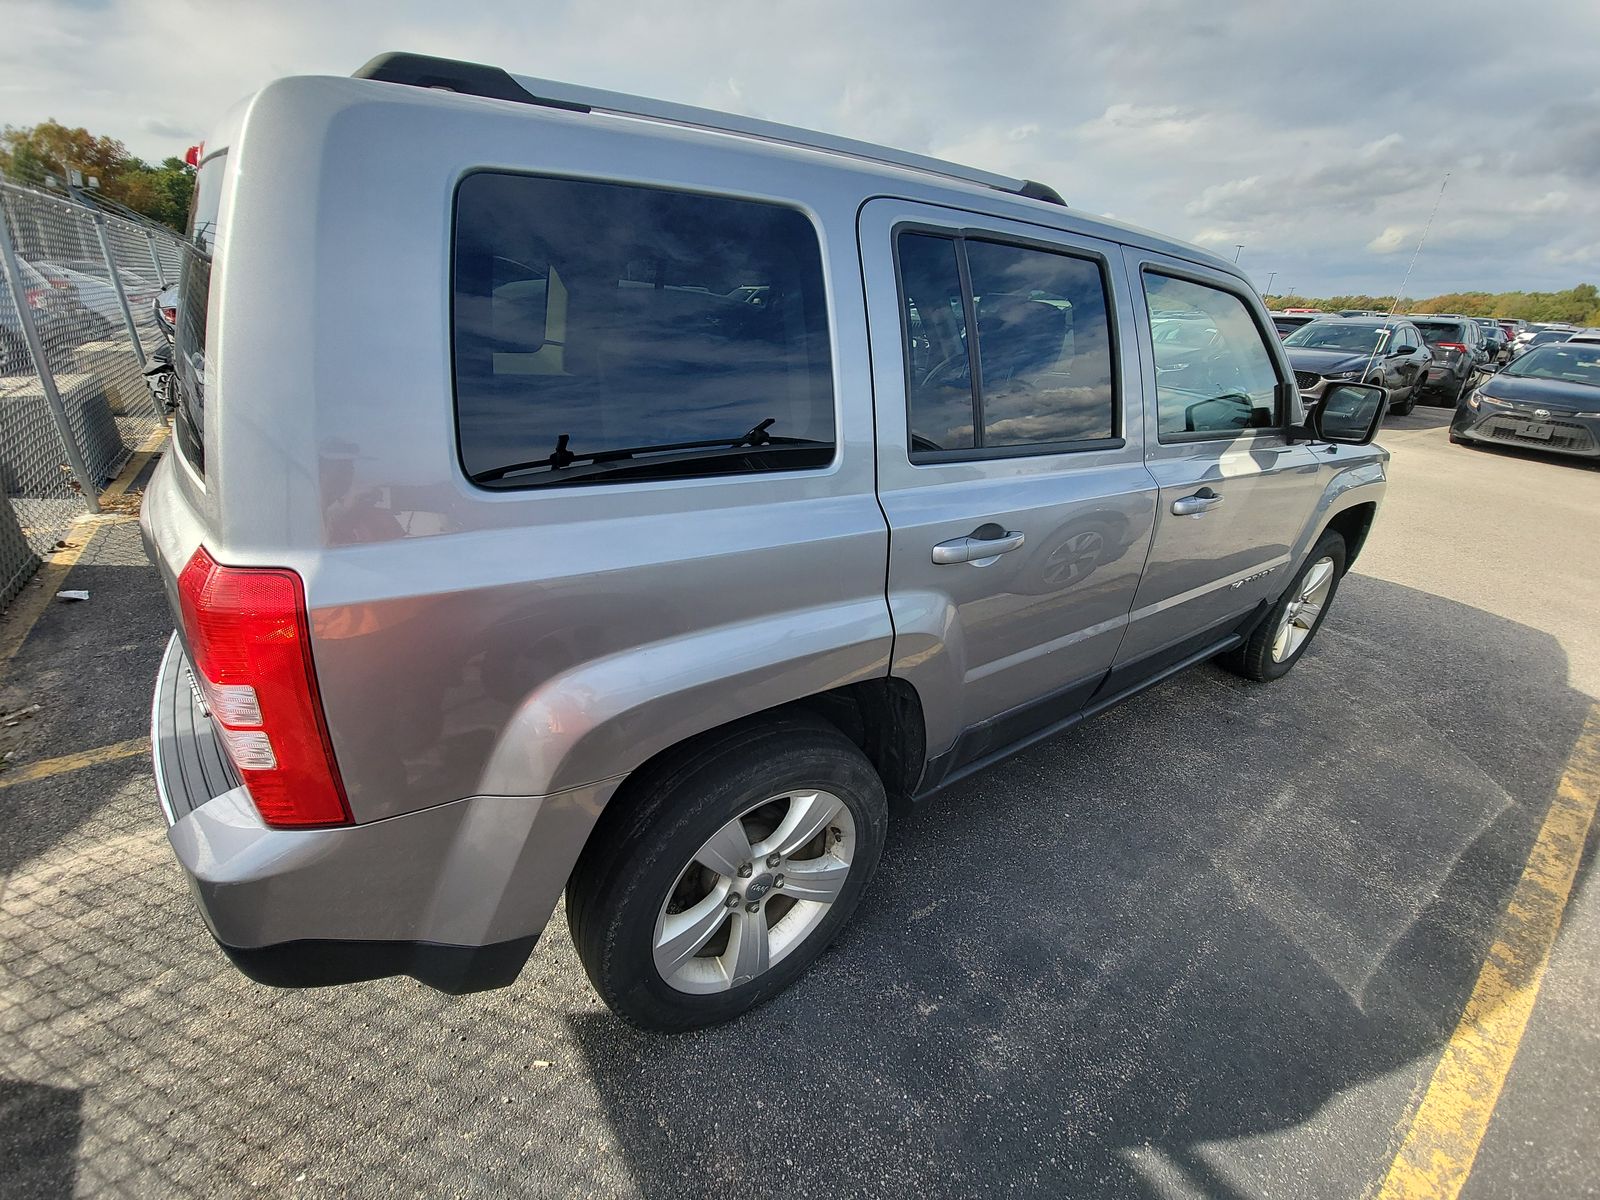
[353, 52, 1066, 207]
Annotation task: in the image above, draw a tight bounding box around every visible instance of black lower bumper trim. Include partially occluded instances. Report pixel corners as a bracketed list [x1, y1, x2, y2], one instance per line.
[218, 933, 539, 995]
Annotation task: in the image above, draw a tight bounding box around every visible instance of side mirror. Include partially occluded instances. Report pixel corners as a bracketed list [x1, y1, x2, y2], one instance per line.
[1294, 382, 1387, 444]
[1392, 343, 1417, 356]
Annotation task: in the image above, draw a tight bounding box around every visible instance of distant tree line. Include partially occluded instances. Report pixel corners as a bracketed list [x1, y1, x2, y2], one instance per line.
[0, 120, 195, 232]
[1263, 284, 1600, 326]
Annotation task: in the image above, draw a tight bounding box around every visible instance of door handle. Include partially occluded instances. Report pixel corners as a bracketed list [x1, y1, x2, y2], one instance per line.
[932, 529, 1025, 565]
[1171, 487, 1224, 517]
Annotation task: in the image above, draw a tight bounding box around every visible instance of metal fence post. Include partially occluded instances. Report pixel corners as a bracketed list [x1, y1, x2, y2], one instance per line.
[144, 230, 168, 287]
[0, 205, 102, 513]
[90, 212, 147, 370]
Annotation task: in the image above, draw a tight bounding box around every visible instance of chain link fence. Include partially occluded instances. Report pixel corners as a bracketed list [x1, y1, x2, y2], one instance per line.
[0, 180, 182, 605]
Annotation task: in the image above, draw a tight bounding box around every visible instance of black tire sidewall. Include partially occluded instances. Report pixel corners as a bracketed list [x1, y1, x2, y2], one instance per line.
[569, 723, 887, 1032]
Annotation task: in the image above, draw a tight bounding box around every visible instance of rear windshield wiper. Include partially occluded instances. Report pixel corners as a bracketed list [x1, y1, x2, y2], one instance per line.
[469, 419, 826, 485]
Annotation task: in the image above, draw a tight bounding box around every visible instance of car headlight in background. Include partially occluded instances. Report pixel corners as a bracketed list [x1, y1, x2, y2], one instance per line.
[1329, 369, 1362, 381]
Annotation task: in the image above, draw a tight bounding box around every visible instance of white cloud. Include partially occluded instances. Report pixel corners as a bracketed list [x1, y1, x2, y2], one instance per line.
[3, 0, 1599, 294]
[1367, 226, 1413, 254]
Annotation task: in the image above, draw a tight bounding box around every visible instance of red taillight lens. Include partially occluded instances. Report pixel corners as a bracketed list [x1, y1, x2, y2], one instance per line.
[160, 306, 177, 325]
[176, 547, 351, 828]
[1437, 342, 1467, 353]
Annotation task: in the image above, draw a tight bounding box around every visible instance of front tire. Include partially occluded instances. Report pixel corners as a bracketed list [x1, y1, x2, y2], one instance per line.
[1219, 531, 1347, 682]
[566, 715, 888, 1031]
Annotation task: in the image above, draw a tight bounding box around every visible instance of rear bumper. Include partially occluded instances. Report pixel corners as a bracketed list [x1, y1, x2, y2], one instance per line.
[151, 632, 620, 992]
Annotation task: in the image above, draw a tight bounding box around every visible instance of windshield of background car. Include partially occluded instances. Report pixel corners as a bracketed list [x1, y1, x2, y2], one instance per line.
[1413, 321, 1465, 345]
[173, 151, 224, 475]
[1527, 330, 1573, 348]
[1282, 322, 1391, 351]
[1502, 346, 1600, 389]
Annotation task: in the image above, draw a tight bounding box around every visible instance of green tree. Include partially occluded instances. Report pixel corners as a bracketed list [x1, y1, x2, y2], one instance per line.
[0, 120, 194, 232]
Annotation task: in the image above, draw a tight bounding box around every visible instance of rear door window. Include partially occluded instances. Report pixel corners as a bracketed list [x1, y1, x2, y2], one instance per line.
[896, 231, 1118, 457]
[452, 173, 835, 488]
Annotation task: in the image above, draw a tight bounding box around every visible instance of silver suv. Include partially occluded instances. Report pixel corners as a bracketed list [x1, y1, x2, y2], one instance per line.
[142, 53, 1388, 1031]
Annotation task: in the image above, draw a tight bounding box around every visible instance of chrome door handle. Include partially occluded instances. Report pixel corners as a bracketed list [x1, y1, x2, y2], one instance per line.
[932, 530, 1025, 565]
[1171, 487, 1224, 517]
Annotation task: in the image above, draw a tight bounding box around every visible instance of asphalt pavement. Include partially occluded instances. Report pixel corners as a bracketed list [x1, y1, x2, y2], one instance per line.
[0, 410, 1596, 1198]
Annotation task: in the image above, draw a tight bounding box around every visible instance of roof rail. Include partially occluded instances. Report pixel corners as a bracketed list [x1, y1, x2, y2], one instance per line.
[353, 52, 1065, 207]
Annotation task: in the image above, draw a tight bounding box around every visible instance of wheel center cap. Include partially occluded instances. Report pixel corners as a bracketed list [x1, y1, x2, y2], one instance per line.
[745, 873, 775, 903]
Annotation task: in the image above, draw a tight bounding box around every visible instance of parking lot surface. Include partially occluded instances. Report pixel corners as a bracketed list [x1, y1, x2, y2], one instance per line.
[1, 410, 1597, 1199]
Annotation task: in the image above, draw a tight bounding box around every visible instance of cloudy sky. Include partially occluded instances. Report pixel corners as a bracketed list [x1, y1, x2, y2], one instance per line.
[4, 0, 1598, 295]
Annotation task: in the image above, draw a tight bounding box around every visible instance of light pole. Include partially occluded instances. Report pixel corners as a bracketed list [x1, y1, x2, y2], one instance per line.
[1233, 244, 1243, 263]
[1265, 271, 1277, 297]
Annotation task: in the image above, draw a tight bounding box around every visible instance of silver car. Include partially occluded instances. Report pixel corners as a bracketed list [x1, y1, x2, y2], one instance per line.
[142, 52, 1388, 1030]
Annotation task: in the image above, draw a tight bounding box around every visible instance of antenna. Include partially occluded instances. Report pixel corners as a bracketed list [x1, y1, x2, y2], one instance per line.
[1362, 173, 1450, 380]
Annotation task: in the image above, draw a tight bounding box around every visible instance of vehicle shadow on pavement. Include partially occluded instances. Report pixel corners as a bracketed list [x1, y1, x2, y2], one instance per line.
[566, 573, 1597, 1200]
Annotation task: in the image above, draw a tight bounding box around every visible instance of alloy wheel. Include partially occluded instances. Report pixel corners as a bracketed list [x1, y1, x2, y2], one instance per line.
[652, 790, 857, 994]
[1271, 556, 1335, 663]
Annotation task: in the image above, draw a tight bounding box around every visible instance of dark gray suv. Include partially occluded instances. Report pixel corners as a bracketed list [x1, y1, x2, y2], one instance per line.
[142, 52, 1389, 1030]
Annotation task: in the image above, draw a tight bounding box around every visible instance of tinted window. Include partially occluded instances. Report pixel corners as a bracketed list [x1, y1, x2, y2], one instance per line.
[173, 151, 225, 476]
[967, 241, 1116, 447]
[898, 233, 974, 452]
[453, 173, 834, 488]
[1143, 273, 1280, 439]
[897, 232, 1117, 456]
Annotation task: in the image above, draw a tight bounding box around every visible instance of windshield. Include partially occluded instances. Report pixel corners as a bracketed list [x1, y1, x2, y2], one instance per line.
[1502, 345, 1600, 388]
[1527, 330, 1572, 347]
[1283, 323, 1392, 351]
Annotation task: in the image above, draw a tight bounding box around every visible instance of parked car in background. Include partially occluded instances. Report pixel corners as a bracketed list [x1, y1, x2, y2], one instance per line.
[1270, 311, 1319, 338]
[1410, 316, 1484, 404]
[1513, 326, 1578, 358]
[1451, 341, 1600, 460]
[154, 284, 178, 341]
[1, 258, 84, 374]
[1565, 329, 1600, 345]
[1282, 317, 1429, 415]
[31, 260, 128, 338]
[142, 54, 1391, 1031]
[1478, 323, 1510, 363]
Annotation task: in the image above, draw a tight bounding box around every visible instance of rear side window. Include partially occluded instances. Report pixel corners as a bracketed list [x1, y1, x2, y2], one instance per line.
[452, 173, 834, 488]
[897, 231, 1118, 457]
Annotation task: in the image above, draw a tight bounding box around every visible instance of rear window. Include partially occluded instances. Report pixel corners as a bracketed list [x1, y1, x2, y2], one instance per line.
[173, 152, 225, 475]
[1413, 321, 1466, 345]
[451, 173, 835, 489]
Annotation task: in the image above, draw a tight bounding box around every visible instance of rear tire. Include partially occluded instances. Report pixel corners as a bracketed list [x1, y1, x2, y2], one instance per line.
[1219, 531, 1347, 682]
[567, 714, 888, 1031]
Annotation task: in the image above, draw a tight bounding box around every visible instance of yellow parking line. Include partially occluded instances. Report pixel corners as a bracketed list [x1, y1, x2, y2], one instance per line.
[1376, 703, 1600, 1200]
[0, 736, 150, 790]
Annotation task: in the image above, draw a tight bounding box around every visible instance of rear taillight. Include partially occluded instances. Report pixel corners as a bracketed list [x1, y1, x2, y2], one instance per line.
[160, 306, 177, 325]
[1437, 342, 1467, 353]
[176, 547, 351, 828]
